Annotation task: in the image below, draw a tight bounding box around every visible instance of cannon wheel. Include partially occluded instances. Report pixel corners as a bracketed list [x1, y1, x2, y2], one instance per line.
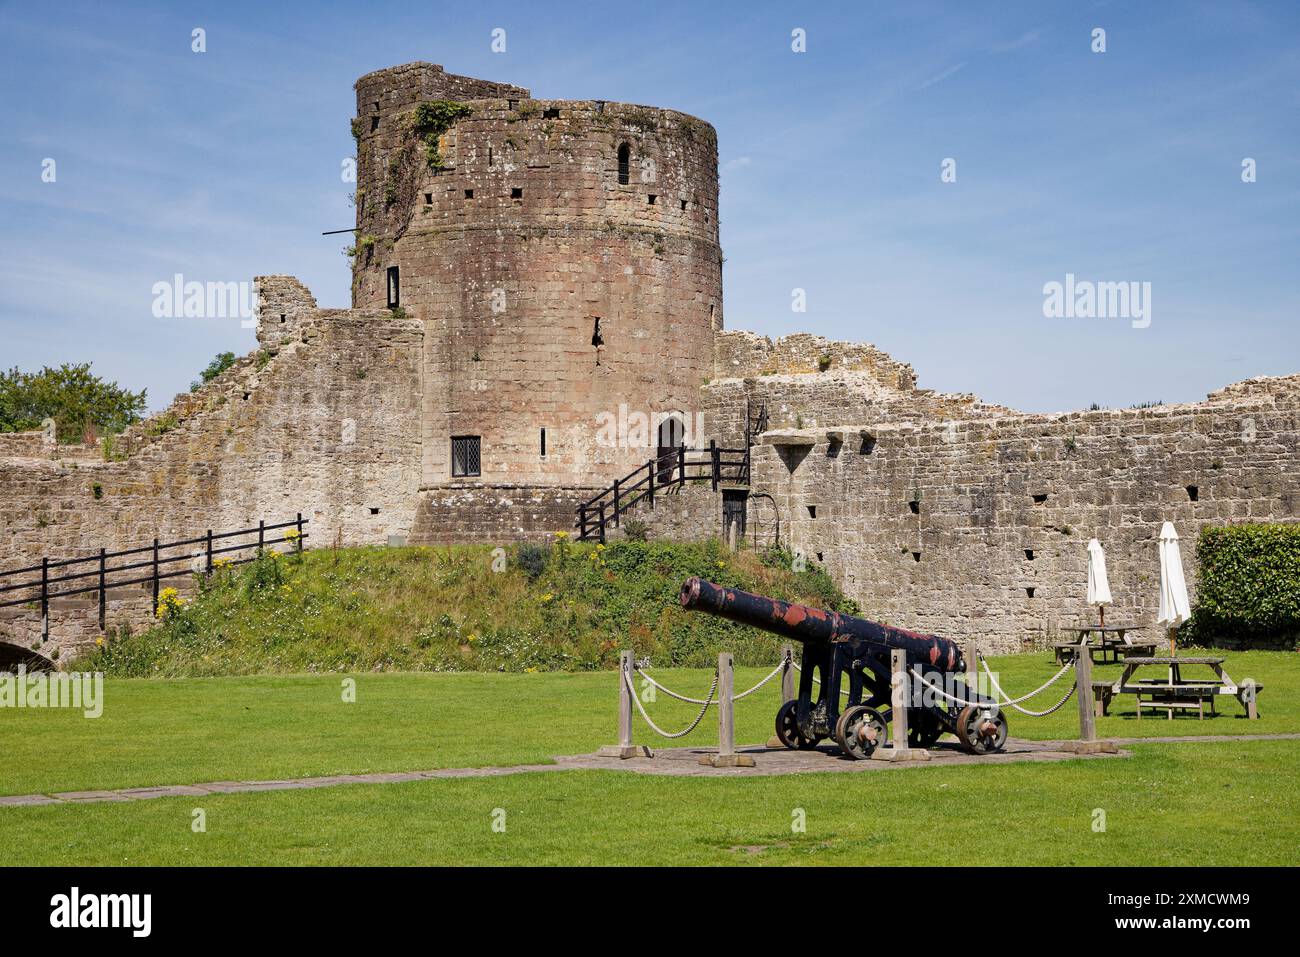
[834, 705, 887, 760]
[955, 705, 1009, 755]
[907, 708, 945, 749]
[774, 700, 821, 750]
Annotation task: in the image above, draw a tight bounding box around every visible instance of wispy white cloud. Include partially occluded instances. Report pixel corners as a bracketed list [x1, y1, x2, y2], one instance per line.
[916, 62, 966, 90]
[991, 31, 1040, 54]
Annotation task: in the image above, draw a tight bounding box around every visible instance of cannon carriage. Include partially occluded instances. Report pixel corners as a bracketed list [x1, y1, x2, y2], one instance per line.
[679, 577, 1008, 757]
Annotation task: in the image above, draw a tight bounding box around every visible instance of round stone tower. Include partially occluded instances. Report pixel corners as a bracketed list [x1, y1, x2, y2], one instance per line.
[352, 62, 722, 504]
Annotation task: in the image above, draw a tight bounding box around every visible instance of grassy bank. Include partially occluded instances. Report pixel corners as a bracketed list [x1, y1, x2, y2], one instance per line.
[76, 540, 855, 677]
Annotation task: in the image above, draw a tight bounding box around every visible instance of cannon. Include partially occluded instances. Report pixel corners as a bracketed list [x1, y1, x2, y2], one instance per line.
[679, 577, 1008, 757]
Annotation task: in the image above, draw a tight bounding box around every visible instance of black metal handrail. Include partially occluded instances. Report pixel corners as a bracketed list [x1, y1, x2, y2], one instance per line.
[0, 515, 309, 636]
[576, 441, 749, 542]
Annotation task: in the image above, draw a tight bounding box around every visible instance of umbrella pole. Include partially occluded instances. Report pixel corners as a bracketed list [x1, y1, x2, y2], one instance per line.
[1099, 604, 1105, 627]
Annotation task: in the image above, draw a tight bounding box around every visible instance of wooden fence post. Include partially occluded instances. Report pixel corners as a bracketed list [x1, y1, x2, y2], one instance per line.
[98, 547, 106, 632]
[678, 442, 686, 486]
[702, 652, 755, 768]
[205, 529, 213, 576]
[890, 649, 909, 748]
[1076, 650, 1096, 742]
[647, 460, 655, 510]
[597, 504, 607, 545]
[597, 650, 651, 759]
[710, 439, 719, 491]
[258, 519, 265, 551]
[296, 513, 304, 554]
[872, 648, 930, 761]
[613, 478, 621, 527]
[964, 640, 979, 699]
[1062, 649, 1117, 753]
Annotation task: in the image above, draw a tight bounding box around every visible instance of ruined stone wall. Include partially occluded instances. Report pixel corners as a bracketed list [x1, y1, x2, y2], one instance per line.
[611, 481, 727, 543]
[351, 63, 721, 490]
[409, 484, 596, 545]
[747, 376, 1300, 653]
[0, 279, 427, 662]
[703, 370, 1010, 450]
[713, 331, 918, 388]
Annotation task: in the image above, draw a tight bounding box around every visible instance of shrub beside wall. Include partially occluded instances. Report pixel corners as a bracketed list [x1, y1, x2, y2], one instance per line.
[1192, 524, 1300, 649]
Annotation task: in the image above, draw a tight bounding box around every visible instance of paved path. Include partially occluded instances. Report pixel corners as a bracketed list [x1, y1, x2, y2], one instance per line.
[3, 733, 1297, 808]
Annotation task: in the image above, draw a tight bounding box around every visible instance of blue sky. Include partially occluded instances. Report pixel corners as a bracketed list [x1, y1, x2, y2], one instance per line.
[1, 0, 1296, 412]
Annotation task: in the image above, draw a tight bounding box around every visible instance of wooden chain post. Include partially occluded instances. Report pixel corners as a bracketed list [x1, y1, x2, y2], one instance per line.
[597, 650, 651, 759]
[702, 652, 755, 768]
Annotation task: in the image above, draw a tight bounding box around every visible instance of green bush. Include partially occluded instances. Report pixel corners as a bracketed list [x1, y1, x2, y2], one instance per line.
[515, 542, 548, 580]
[1192, 524, 1300, 648]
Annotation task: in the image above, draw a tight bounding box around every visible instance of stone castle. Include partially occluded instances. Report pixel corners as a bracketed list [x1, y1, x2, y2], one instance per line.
[2, 63, 1297, 666]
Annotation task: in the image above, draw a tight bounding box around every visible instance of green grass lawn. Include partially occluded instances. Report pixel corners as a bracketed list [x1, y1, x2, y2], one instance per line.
[1, 741, 1295, 865]
[1, 651, 1295, 798]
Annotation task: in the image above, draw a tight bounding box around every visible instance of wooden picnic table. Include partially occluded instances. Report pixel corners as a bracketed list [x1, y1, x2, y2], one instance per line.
[1093, 656, 1262, 721]
[1053, 624, 1155, 665]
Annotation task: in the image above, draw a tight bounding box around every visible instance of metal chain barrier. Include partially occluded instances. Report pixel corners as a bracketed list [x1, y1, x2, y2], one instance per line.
[624, 666, 717, 739]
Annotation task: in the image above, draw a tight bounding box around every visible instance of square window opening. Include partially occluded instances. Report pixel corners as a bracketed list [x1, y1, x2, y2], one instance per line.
[451, 436, 482, 478]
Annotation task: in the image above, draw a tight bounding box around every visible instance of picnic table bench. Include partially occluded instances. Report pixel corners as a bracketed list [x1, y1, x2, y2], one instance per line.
[1053, 624, 1155, 665]
[1054, 637, 1159, 665]
[1092, 656, 1262, 720]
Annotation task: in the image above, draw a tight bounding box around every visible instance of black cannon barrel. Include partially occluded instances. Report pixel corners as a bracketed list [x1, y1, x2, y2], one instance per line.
[680, 577, 963, 672]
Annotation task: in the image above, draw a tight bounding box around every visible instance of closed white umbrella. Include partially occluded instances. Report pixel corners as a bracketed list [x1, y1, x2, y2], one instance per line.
[1086, 538, 1113, 628]
[1156, 521, 1192, 656]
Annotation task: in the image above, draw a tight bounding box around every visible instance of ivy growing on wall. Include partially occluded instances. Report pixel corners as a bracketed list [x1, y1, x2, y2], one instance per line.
[375, 101, 472, 242]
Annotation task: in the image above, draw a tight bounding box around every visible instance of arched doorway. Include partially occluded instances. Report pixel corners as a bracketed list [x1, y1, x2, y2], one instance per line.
[656, 414, 685, 483]
[0, 641, 55, 673]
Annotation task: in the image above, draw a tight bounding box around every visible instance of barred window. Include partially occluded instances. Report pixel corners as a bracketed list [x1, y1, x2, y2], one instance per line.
[617, 143, 630, 185]
[451, 436, 481, 477]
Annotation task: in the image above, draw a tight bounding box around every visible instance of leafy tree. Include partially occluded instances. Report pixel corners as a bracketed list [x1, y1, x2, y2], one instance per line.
[0, 364, 147, 444]
[191, 351, 237, 392]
